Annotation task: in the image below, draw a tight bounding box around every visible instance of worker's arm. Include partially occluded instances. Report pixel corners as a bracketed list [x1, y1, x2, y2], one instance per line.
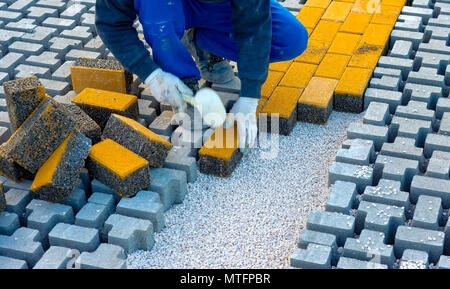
[230, 0, 272, 99]
[95, 0, 159, 81]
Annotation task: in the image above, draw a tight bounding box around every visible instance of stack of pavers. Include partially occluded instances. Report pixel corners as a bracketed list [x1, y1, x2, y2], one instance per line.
[288, 0, 450, 269]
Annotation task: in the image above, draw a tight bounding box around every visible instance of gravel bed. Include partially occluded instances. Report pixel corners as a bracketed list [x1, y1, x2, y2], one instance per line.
[127, 111, 363, 269]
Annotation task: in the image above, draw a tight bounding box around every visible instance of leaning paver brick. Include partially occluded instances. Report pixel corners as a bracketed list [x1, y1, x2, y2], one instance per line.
[149, 167, 187, 209]
[4, 189, 32, 225]
[0, 227, 44, 267]
[399, 249, 429, 269]
[33, 246, 73, 269]
[343, 230, 395, 267]
[198, 123, 243, 178]
[48, 223, 99, 252]
[346, 122, 388, 151]
[295, 39, 330, 65]
[326, 181, 358, 214]
[30, 132, 91, 203]
[394, 226, 445, 263]
[64, 104, 101, 144]
[355, 201, 405, 242]
[0, 255, 28, 269]
[297, 77, 338, 124]
[103, 214, 154, 254]
[336, 257, 388, 269]
[306, 210, 355, 246]
[424, 133, 450, 158]
[364, 88, 402, 114]
[0, 97, 75, 174]
[340, 12, 372, 34]
[363, 102, 390, 126]
[334, 66, 372, 113]
[103, 114, 172, 167]
[75, 202, 110, 230]
[71, 58, 133, 93]
[412, 195, 443, 230]
[279, 62, 317, 89]
[261, 86, 303, 135]
[329, 162, 373, 193]
[2, 76, 46, 132]
[290, 244, 332, 269]
[71, 88, 139, 129]
[374, 155, 419, 191]
[76, 243, 127, 269]
[362, 179, 410, 210]
[86, 139, 150, 198]
[116, 190, 165, 233]
[380, 137, 425, 170]
[336, 139, 375, 166]
[410, 175, 450, 209]
[164, 146, 198, 183]
[0, 211, 20, 236]
[403, 83, 442, 110]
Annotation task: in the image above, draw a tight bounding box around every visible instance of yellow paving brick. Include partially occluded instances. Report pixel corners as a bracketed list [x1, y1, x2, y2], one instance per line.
[261, 86, 303, 118]
[295, 39, 330, 64]
[352, 0, 381, 13]
[279, 62, 318, 89]
[305, 0, 332, 9]
[360, 23, 392, 47]
[335, 66, 372, 97]
[315, 53, 351, 79]
[299, 77, 338, 108]
[371, 4, 402, 25]
[340, 12, 372, 34]
[381, 0, 406, 6]
[261, 71, 284, 99]
[71, 64, 129, 94]
[348, 43, 384, 70]
[269, 60, 292, 73]
[322, 2, 353, 22]
[72, 88, 137, 111]
[328, 32, 361, 55]
[296, 6, 325, 29]
[310, 20, 342, 42]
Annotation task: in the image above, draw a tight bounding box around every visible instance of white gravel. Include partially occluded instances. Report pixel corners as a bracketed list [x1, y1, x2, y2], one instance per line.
[127, 111, 363, 269]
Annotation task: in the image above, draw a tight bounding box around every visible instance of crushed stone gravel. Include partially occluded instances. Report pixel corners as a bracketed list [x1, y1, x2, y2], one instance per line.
[127, 111, 363, 269]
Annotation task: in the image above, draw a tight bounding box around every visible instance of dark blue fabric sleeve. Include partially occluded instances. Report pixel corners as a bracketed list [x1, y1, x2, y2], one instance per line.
[95, 0, 160, 81]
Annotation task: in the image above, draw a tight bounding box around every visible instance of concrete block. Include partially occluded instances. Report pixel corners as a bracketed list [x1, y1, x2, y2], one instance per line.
[329, 162, 373, 193]
[426, 151, 450, 179]
[377, 56, 415, 80]
[33, 246, 73, 269]
[374, 155, 419, 191]
[412, 195, 443, 230]
[76, 243, 127, 269]
[48, 37, 82, 57]
[390, 40, 413, 58]
[4, 188, 32, 225]
[362, 179, 410, 211]
[75, 202, 110, 229]
[437, 255, 450, 269]
[424, 25, 450, 41]
[60, 3, 87, 21]
[380, 137, 425, 169]
[38, 78, 70, 97]
[403, 83, 442, 110]
[5, 18, 36, 33]
[410, 175, 450, 208]
[0, 29, 24, 48]
[14, 64, 51, 79]
[22, 26, 57, 45]
[424, 133, 450, 158]
[399, 249, 429, 269]
[369, 75, 401, 91]
[27, 6, 58, 23]
[363, 102, 390, 126]
[418, 39, 450, 56]
[347, 122, 388, 151]
[60, 26, 92, 44]
[437, 98, 450, 119]
[326, 181, 358, 214]
[116, 190, 165, 232]
[52, 61, 74, 83]
[164, 146, 198, 183]
[64, 103, 101, 144]
[395, 15, 423, 32]
[84, 36, 106, 55]
[290, 244, 332, 269]
[60, 187, 86, 213]
[9, 41, 44, 57]
[91, 179, 121, 203]
[25, 51, 60, 72]
[103, 214, 154, 254]
[395, 100, 436, 129]
[373, 67, 402, 79]
[306, 210, 355, 246]
[0, 10, 23, 22]
[390, 30, 424, 51]
[41, 17, 76, 32]
[0, 211, 20, 236]
[149, 167, 187, 210]
[87, 192, 115, 215]
[407, 67, 445, 89]
[336, 257, 388, 269]
[0, 255, 28, 269]
[395, 226, 445, 263]
[427, 14, 450, 27]
[401, 6, 434, 24]
[439, 112, 450, 135]
[137, 99, 157, 126]
[35, 0, 67, 11]
[0, 227, 44, 267]
[48, 223, 99, 252]
[336, 139, 375, 165]
[80, 13, 96, 30]
[415, 51, 449, 71]
[364, 88, 403, 114]
[148, 110, 176, 137]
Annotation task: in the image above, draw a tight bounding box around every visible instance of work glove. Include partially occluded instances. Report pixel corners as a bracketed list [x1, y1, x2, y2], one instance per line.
[144, 68, 193, 113]
[224, 97, 259, 153]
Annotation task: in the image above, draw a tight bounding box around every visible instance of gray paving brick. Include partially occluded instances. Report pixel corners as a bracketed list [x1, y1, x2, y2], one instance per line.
[65, 49, 101, 62]
[399, 249, 429, 269]
[395, 100, 436, 129]
[4, 189, 32, 225]
[336, 139, 375, 166]
[336, 256, 388, 269]
[407, 67, 445, 90]
[164, 146, 198, 183]
[60, 26, 93, 44]
[424, 133, 450, 158]
[369, 75, 401, 91]
[91, 178, 121, 204]
[80, 13, 95, 30]
[75, 202, 110, 230]
[149, 167, 188, 210]
[35, 0, 67, 11]
[363, 102, 390, 126]
[48, 223, 99, 252]
[373, 67, 402, 79]
[403, 83, 442, 109]
[87, 192, 115, 216]
[48, 37, 82, 57]
[76, 243, 127, 269]
[25, 199, 74, 247]
[306, 210, 355, 246]
[0, 29, 24, 49]
[395, 225, 445, 263]
[116, 190, 165, 233]
[374, 155, 419, 191]
[290, 244, 332, 269]
[0, 255, 28, 269]
[0, 52, 25, 77]
[5, 18, 36, 33]
[328, 162, 373, 193]
[437, 97, 450, 119]
[171, 126, 203, 149]
[0, 211, 19, 236]
[27, 6, 58, 23]
[390, 30, 424, 51]
[137, 99, 157, 126]
[148, 110, 175, 137]
[412, 195, 443, 230]
[412, 0, 431, 8]
[51, 60, 74, 82]
[326, 181, 358, 214]
[380, 137, 425, 169]
[390, 116, 432, 146]
[401, 6, 434, 24]
[0, 227, 44, 267]
[343, 229, 395, 267]
[362, 179, 410, 211]
[3, 179, 32, 192]
[426, 150, 450, 179]
[14, 64, 51, 79]
[59, 187, 86, 214]
[415, 51, 449, 71]
[8, 0, 35, 12]
[428, 14, 450, 27]
[22, 26, 57, 45]
[53, 90, 77, 105]
[0, 111, 11, 128]
[33, 246, 72, 269]
[395, 15, 424, 32]
[60, 4, 87, 21]
[103, 214, 154, 254]
[0, 71, 8, 83]
[377, 56, 415, 80]
[390, 40, 413, 59]
[418, 39, 450, 57]
[424, 25, 450, 41]
[84, 36, 106, 54]
[0, 10, 23, 22]
[41, 17, 76, 32]
[347, 122, 388, 151]
[38, 78, 70, 96]
[439, 112, 450, 135]
[437, 255, 450, 269]
[364, 88, 403, 114]
[356, 200, 405, 243]
[435, 1, 450, 15]
[410, 175, 450, 208]
[25, 51, 61, 72]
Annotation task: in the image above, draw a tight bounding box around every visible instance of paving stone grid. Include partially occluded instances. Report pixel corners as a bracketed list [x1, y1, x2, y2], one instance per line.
[288, 0, 450, 269]
[0, 0, 448, 269]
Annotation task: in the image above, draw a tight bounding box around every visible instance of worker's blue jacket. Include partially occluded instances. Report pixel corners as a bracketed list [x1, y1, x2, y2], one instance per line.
[95, 0, 308, 99]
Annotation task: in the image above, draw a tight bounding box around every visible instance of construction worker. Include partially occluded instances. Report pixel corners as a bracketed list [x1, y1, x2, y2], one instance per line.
[96, 0, 308, 152]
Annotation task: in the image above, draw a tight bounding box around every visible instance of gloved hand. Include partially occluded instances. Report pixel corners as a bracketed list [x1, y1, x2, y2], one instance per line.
[144, 68, 193, 113]
[224, 97, 259, 153]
